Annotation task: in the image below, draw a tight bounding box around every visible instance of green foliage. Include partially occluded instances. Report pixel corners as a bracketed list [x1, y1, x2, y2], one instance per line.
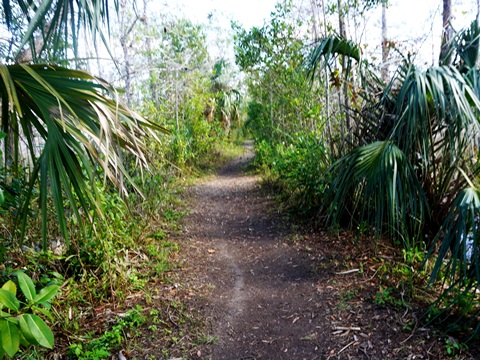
[305, 34, 361, 77]
[444, 337, 468, 357]
[0, 272, 58, 358]
[0, 0, 169, 249]
[303, 19, 480, 337]
[327, 141, 428, 248]
[254, 134, 330, 216]
[373, 287, 395, 306]
[234, 1, 330, 221]
[234, 1, 324, 144]
[2, 0, 115, 62]
[0, 64, 166, 249]
[429, 188, 480, 285]
[68, 306, 146, 360]
[166, 117, 221, 170]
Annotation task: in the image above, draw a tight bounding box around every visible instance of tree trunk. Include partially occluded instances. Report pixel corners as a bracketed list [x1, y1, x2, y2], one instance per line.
[439, 0, 453, 65]
[310, 0, 319, 39]
[337, 0, 350, 143]
[477, 0, 480, 23]
[15, 23, 51, 63]
[381, 2, 389, 82]
[143, 1, 158, 107]
[318, 0, 334, 154]
[337, 0, 347, 39]
[119, 0, 139, 106]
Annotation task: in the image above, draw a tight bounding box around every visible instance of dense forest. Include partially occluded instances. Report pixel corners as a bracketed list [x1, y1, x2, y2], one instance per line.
[1, 0, 480, 358]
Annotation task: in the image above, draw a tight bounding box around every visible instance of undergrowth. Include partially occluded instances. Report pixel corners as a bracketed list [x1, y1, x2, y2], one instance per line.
[252, 133, 480, 354]
[0, 132, 243, 359]
[253, 133, 331, 219]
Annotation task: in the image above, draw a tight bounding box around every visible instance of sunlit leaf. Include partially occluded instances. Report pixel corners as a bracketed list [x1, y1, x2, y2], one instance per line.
[0, 318, 19, 357]
[18, 314, 54, 348]
[15, 272, 36, 302]
[1, 280, 16, 296]
[33, 285, 59, 306]
[0, 289, 19, 311]
[31, 306, 54, 322]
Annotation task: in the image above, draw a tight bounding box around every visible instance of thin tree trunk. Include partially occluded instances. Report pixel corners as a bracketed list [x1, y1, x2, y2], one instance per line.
[175, 69, 179, 130]
[477, 0, 480, 23]
[15, 23, 51, 63]
[310, 0, 320, 40]
[439, 0, 453, 65]
[337, 0, 346, 39]
[337, 0, 350, 144]
[143, 1, 158, 107]
[381, 2, 389, 82]
[119, 0, 139, 106]
[320, 0, 333, 154]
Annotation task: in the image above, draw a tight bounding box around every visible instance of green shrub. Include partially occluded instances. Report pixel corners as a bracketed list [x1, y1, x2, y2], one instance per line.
[0, 272, 58, 358]
[254, 133, 331, 217]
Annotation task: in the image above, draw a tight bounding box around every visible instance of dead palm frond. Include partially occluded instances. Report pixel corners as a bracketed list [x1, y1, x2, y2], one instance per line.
[0, 64, 167, 248]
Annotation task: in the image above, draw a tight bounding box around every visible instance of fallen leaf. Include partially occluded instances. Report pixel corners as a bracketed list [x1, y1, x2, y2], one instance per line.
[207, 249, 216, 254]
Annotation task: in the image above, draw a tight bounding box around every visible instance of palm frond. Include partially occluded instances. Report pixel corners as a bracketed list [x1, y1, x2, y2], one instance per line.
[429, 186, 480, 284]
[327, 141, 427, 246]
[0, 63, 167, 248]
[304, 34, 361, 80]
[3, 0, 120, 61]
[371, 64, 480, 221]
[456, 19, 480, 71]
[390, 65, 479, 153]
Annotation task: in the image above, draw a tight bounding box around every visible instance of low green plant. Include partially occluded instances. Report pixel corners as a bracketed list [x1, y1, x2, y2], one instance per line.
[373, 287, 402, 308]
[444, 337, 468, 357]
[342, 289, 358, 301]
[0, 271, 59, 358]
[68, 305, 146, 360]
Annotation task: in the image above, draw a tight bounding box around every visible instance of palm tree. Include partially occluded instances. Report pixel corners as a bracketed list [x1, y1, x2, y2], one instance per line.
[308, 21, 480, 331]
[0, 1, 165, 249]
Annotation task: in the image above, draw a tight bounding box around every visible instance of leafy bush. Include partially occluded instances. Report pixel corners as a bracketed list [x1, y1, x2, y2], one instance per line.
[254, 134, 331, 217]
[0, 272, 58, 358]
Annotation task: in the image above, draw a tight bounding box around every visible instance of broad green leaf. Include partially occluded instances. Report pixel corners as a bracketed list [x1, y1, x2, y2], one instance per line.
[0, 318, 20, 357]
[0, 289, 19, 311]
[1, 280, 16, 295]
[0, 310, 11, 318]
[18, 330, 29, 347]
[33, 285, 59, 305]
[18, 314, 54, 349]
[39, 302, 52, 310]
[31, 306, 54, 322]
[16, 272, 36, 301]
[17, 315, 35, 345]
[5, 316, 18, 325]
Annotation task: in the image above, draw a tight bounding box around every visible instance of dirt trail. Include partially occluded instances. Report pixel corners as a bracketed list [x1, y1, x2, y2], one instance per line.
[179, 143, 474, 360]
[182, 143, 330, 359]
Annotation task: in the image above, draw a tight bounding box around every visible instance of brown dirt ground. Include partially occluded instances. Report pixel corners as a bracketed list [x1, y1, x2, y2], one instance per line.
[161, 143, 479, 360]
